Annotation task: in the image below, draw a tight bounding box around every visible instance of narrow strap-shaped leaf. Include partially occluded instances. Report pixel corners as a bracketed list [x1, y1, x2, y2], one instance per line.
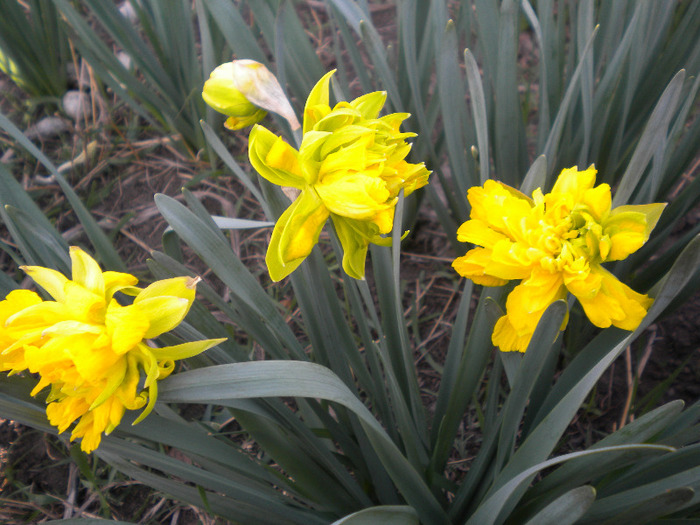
[521, 0, 550, 153]
[469, 234, 700, 521]
[464, 444, 673, 525]
[612, 70, 686, 207]
[541, 26, 598, 186]
[585, 474, 698, 524]
[200, 120, 271, 216]
[575, 0, 594, 166]
[158, 360, 450, 525]
[526, 400, 685, 501]
[494, 0, 525, 185]
[202, 0, 268, 63]
[431, 278, 473, 445]
[331, 505, 419, 525]
[522, 485, 596, 525]
[98, 446, 323, 525]
[495, 301, 567, 473]
[430, 287, 504, 475]
[154, 193, 306, 360]
[520, 155, 547, 195]
[0, 112, 125, 271]
[464, 49, 490, 184]
[436, 20, 472, 221]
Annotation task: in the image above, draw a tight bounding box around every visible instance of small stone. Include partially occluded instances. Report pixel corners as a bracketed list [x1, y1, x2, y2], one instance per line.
[118, 1, 138, 23]
[62, 90, 91, 121]
[116, 51, 133, 71]
[25, 117, 69, 139]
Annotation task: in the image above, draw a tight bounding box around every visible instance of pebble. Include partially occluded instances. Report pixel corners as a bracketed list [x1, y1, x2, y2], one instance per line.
[25, 117, 69, 139]
[62, 90, 91, 121]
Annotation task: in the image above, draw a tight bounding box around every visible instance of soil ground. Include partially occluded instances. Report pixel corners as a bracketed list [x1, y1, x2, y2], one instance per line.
[0, 2, 698, 522]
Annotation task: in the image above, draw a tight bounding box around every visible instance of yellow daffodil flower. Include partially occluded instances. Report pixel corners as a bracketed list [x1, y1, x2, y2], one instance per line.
[0, 50, 26, 89]
[202, 59, 300, 130]
[0, 247, 224, 452]
[249, 70, 431, 281]
[453, 166, 665, 352]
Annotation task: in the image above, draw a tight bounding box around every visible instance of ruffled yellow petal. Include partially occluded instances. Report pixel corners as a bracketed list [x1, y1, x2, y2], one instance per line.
[316, 173, 394, 220]
[603, 203, 666, 261]
[575, 266, 652, 330]
[105, 301, 150, 354]
[550, 165, 597, 203]
[456, 219, 509, 248]
[303, 70, 335, 134]
[266, 190, 330, 281]
[452, 247, 509, 287]
[70, 247, 105, 298]
[492, 315, 531, 353]
[20, 265, 69, 302]
[3, 247, 220, 453]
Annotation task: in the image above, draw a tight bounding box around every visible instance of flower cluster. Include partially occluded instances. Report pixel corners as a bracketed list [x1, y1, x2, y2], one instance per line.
[249, 70, 431, 280]
[0, 247, 223, 452]
[453, 166, 665, 352]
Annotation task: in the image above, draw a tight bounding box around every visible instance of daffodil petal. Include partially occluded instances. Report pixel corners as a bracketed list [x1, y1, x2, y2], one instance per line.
[576, 266, 652, 330]
[20, 265, 69, 302]
[452, 247, 509, 287]
[331, 216, 375, 279]
[266, 190, 330, 281]
[303, 70, 335, 134]
[249, 125, 307, 188]
[70, 246, 106, 297]
[148, 338, 226, 361]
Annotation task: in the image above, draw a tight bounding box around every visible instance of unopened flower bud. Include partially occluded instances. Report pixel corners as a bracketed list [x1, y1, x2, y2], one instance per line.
[202, 60, 300, 130]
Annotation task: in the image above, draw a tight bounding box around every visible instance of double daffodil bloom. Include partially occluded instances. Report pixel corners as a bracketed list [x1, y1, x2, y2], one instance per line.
[453, 166, 665, 352]
[249, 70, 431, 281]
[203, 59, 300, 130]
[0, 247, 224, 452]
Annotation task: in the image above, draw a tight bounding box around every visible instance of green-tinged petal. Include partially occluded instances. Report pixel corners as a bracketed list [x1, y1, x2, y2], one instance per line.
[63, 282, 105, 323]
[135, 297, 191, 340]
[332, 216, 371, 279]
[315, 107, 361, 132]
[88, 358, 127, 410]
[603, 203, 666, 261]
[249, 125, 307, 188]
[70, 246, 106, 297]
[266, 190, 330, 281]
[303, 70, 335, 134]
[20, 265, 69, 302]
[224, 111, 267, 130]
[148, 338, 226, 361]
[350, 90, 387, 119]
[5, 301, 69, 330]
[134, 276, 197, 304]
[103, 271, 140, 302]
[299, 130, 332, 183]
[318, 135, 371, 177]
[202, 74, 259, 116]
[132, 381, 158, 425]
